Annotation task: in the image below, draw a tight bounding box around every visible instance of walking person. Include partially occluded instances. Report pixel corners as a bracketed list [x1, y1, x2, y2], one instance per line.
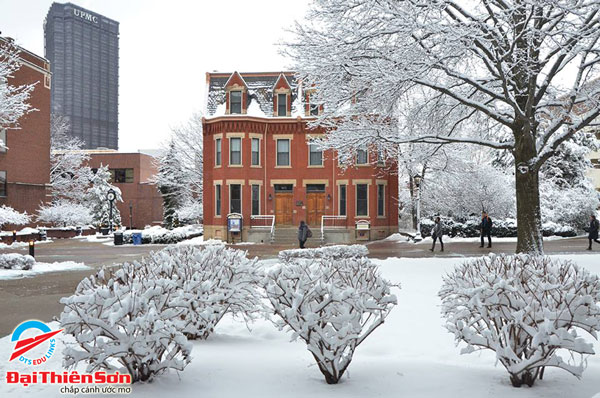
[480, 211, 493, 248]
[430, 217, 444, 252]
[587, 215, 600, 251]
[298, 220, 312, 249]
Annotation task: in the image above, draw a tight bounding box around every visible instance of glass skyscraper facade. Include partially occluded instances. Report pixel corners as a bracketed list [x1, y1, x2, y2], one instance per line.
[44, 2, 119, 149]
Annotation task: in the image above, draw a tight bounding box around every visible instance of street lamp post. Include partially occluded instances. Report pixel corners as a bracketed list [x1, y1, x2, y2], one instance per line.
[413, 174, 422, 242]
[129, 202, 133, 230]
[107, 188, 116, 232]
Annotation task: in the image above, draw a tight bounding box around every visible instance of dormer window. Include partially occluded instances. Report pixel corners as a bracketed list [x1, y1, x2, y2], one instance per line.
[277, 94, 287, 117]
[230, 91, 242, 114]
[308, 93, 319, 116]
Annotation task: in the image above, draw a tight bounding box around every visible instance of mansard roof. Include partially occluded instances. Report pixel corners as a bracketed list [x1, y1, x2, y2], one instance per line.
[205, 71, 301, 118]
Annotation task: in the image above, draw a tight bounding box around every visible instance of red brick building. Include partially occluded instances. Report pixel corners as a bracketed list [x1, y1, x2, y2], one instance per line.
[202, 71, 398, 243]
[87, 151, 162, 228]
[0, 37, 52, 223]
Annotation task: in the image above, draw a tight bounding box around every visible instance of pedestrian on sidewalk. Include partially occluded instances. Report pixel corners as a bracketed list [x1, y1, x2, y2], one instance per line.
[430, 217, 444, 252]
[587, 215, 600, 251]
[480, 211, 493, 248]
[298, 220, 312, 249]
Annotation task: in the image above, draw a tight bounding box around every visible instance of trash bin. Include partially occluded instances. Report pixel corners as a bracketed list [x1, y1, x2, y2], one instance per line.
[101, 227, 109, 236]
[114, 231, 124, 246]
[38, 229, 47, 241]
[132, 232, 142, 245]
[76, 226, 83, 236]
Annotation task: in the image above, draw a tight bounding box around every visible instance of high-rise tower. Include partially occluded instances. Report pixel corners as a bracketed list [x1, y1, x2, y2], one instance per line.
[44, 2, 119, 149]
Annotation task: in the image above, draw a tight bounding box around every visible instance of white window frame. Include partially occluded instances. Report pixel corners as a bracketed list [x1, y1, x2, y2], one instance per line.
[251, 138, 260, 166]
[215, 138, 222, 167]
[356, 148, 369, 165]
[338, 184, 347, 216]
[277, 93, 287, 117]
[308, 141, 323, 167]
[251, 184, 261, 216]
[229, 184, 242, 214]
[377, 184, 385, 217]
[229, 90, 242, 114]
[229, 137, 242, 166]
[276, 139, 291, 167]
[215, 184, 222, 217]
[355, 183, 369, 217]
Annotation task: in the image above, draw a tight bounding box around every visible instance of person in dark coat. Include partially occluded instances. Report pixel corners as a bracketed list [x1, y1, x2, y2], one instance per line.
[587, 215, 600, 251]
[480, 211, 493, 248]
[298, 220, 311, 249]
[430, 217, 444, 252]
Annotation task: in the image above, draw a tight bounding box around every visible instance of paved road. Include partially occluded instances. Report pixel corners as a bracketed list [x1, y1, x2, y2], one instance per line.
[0, 236, 596, 336]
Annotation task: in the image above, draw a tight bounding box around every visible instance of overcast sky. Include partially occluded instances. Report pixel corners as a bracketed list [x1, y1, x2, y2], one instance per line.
[0, 0, 308, 151]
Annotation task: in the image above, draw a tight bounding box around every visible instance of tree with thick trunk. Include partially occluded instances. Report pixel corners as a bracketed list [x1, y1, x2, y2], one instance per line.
[287, 0, 600, 254]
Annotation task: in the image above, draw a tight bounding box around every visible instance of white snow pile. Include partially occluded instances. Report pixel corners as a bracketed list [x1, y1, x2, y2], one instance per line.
[122, 225, 203, 245]
[0, 204, 30, 226]
[264, 250, 398, 384]
[439, 254, 600, 388]
[59, 245, 262, 382]
[0, 253, 34, 270]
[278, 244, 369, 262]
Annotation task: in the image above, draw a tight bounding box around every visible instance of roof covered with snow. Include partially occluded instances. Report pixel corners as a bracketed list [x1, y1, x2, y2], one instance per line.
[205, 71, 305, 118]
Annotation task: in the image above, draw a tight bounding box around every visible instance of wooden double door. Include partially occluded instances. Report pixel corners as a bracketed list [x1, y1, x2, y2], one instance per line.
[274, 191, 326, 226]
[306, 192, 326, 227]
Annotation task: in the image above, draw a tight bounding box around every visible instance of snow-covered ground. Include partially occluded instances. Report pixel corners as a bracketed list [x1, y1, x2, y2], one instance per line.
[384, 232, 578, 244]
[1, 254, 599, 397]
[0, 240, 52, 250]
[0, 261, 89, 280]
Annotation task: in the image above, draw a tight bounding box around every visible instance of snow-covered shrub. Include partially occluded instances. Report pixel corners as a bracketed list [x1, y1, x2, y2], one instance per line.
[122, 225, 203, 244]
[439, 255, 600, 387]
[541, 222, 577, 237]
[60, 245, 261, 382]
[37, 200, 93, 227]
[60, 265, 192, 382]
[419, 217, 575, 238]
[175, 200, 203, 224]
[0, 253, 34, 270]
[278, 244, 369, 262]
[127, 245, 262, 340]
[0, 205, 30, 227]
[264, 255, 398, 384]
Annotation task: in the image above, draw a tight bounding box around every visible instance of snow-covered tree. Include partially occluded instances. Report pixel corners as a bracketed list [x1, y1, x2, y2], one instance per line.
[439, 255, 600, 387]
[264, 250, 398, 384]
[157, 140, 188, 229]
[37, 200, 92, 227]
[155, 112, 203, 228]
[85, 165, 122, 227]
[288, 0, 600, 253]
[0, 39, 35, 133]
[50, 113, 93, 202]
[0, 205, 29, 227]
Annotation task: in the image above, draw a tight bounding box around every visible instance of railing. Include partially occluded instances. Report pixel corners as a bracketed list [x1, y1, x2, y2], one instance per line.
[320, 215, 347, 244]
[250, 215, 276, 243]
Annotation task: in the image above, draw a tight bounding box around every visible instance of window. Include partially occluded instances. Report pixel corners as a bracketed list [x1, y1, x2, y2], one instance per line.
[251, 138, 260, 166]
[277, 139, 290, 166]
[215, 138, 222, 166]
[277, 93, 287, 116]
[215, 184, 222, 216]
[592, 158, 600, 169]
[356, 184, 368, 216]
[339, 185, 347, 216]
[230, 137, 241, 165]
[309, 142, 323, 166]
[377, 184, 385, 217]
[230, 184, 241, 214]
[0, 171, 6, 197]
[251, 184, 260, 215]
[356, 148, 368, 165]
[308, 93, 319, 116]
[376, 149, 385, 166]
[230, 91, 242, 114]
[110, 168, 134, 183]
[0, 129, 6, 153]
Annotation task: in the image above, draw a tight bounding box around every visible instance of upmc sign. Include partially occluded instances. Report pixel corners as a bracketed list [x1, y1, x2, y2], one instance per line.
[73, 8, 98, 24]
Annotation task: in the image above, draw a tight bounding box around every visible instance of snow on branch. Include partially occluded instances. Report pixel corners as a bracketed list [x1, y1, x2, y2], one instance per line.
[439, 255, 600, 387]
[0, 40, 36, 130]
[264, 251, 398, 384]
[0, 205, 30, 227]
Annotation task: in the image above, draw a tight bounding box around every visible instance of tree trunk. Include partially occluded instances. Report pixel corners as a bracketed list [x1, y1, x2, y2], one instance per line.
[513, 133, 544, 254]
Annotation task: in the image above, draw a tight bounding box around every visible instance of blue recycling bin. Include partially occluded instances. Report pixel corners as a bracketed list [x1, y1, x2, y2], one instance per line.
[132, 233, 142, 245]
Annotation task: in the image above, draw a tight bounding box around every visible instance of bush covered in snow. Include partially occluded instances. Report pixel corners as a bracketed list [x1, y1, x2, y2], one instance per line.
[0, 205, 30, 227]
[264, 254, 398, 384]
[37, 200, 93, 227]
[122, 225, 203, 244]
[439, 255, 600, 387]
[60, 245, 261, 382]
[419, 217, 576, 238]
[0, 253, 34, 270]
[278, 244, 369, 262]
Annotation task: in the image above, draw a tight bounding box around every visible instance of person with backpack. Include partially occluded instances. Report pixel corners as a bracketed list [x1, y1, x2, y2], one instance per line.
[587, 215, 600, 251]
[430, 217, 444, 252]
[298, 220, 312, 249]
[480, 211, 493, 248]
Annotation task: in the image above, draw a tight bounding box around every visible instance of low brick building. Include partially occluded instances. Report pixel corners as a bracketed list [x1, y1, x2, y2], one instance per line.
[87, 151, 162, 228]
[0, 36, 52, 223]
[202, 71, 399, 244]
